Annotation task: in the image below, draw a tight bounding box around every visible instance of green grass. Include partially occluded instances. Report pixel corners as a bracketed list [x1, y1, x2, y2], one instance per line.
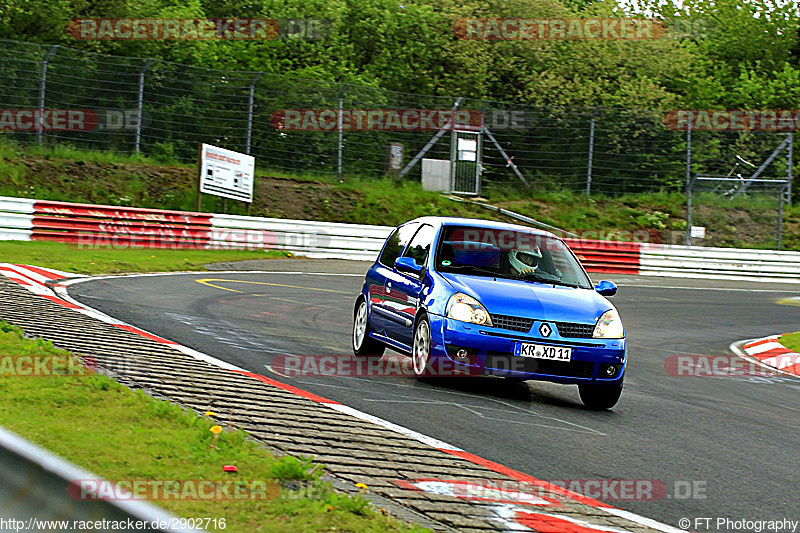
[0, 322, 424, 533]
[779, 332, 800, 353]
[0, 241, 290, 275]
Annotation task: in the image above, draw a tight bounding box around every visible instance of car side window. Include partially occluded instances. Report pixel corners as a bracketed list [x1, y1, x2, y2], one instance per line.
[402, 224, 436, 268]
[379, 223, 419, 267]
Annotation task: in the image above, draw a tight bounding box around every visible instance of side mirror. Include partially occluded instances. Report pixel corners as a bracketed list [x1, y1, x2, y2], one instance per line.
[595, 280, 617, 297]
[395, 256, 423, 275]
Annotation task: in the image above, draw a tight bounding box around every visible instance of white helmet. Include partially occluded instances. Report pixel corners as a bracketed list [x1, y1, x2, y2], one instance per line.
[509, 247, 542, 274]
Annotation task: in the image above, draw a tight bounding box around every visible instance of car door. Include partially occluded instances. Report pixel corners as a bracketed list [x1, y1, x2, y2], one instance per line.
[383, 224, 436, 346]
[367, 222, 419, 336]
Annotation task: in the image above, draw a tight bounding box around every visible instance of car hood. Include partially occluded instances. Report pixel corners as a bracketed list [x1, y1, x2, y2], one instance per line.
[439, 272, 612, 324]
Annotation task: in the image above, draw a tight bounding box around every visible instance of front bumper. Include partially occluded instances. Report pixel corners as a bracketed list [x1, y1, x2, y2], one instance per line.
[429, 314, 627, 385]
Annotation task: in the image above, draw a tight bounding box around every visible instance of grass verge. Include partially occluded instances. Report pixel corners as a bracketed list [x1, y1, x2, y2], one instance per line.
[0, 241, 290, 275]
[0, 322, 425, 533]
[778, 332, 800, 353]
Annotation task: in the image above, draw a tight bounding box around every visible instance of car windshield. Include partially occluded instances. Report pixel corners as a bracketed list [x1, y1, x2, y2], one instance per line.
[434, 225, 592, 289]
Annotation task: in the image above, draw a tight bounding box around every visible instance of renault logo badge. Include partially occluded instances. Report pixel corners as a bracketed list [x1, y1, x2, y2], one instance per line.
[539, 323, 552, 337]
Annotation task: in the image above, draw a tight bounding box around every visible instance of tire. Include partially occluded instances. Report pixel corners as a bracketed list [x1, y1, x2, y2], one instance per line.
[411, 314, 432, 380]
[578, 383, 623, 410]
[353, 299, 385, 357]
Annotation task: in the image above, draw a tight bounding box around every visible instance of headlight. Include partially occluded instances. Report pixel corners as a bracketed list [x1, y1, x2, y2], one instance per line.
[593, 309, 624, 339]
[446, 293, 493, 326]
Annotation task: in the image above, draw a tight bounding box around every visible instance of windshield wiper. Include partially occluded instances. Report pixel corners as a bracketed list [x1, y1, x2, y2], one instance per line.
[518, 272, 581, 288]
[442, 264, 511, 279]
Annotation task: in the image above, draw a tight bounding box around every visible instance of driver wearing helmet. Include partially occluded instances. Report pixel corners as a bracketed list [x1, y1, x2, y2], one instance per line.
[509, 246, 542, 275]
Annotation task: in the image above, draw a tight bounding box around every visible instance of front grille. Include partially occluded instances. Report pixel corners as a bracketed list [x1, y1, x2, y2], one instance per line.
[485, 353, 594, 378]
[555, 322, 595, 338]
[491, 314, 533, 333]
[491, 315, 595, 338]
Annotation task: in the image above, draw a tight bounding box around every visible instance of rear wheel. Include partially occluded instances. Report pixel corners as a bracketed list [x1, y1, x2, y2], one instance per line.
[412, 315, 432, 380]
[578, 383, 623, 410]
[353, 299, 385, 357]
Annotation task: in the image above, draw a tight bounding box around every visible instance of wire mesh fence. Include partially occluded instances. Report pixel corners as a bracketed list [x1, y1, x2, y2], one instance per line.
[0, 38, 794, 198]
[687, 177, 789, 249]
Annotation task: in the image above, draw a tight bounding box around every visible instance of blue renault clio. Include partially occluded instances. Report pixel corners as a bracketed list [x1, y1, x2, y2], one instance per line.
[352, 217, 626, 409]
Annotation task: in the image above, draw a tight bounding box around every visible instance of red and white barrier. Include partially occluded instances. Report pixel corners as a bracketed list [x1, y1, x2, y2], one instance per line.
[4, 195, 800, 281]
[564, 238, 641, 275]
[32, 200, 213, 248]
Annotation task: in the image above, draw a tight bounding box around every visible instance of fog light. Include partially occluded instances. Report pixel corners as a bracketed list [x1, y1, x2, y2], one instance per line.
[456, 349, 469, 359]
[604, 364, 618, 377]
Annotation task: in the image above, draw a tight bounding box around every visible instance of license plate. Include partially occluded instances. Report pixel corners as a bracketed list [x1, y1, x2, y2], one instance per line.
[517, 343, 572, 362]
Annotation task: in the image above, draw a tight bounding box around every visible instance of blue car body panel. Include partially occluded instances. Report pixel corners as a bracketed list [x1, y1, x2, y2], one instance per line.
[356, 217, 627, 386]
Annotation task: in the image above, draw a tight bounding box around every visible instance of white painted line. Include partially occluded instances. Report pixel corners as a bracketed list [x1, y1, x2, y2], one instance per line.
[51, 284, 125, 325]
[58, 270, 364, 286]
[170, 344, 245, 372]
[604, 508, 689, 533]
[326, 403, 464, 452]
[639, 270, 800, 284]
[622, 283, 800, 293]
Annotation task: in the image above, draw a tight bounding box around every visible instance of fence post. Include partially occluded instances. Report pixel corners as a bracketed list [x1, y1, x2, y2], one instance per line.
[586, 108, 597, 196]
[134, 59, 153, 154]
[337, 84, 347, 177]
[787, 132, 793, 205]
[37, 45, 59, 145]
[685, 121, 692, 246]
[777, 180, 784, 250]
[245, 72, 263, 155]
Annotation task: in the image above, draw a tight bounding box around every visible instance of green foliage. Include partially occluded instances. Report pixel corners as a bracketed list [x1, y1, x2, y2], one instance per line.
[635, 210, 669, 229]
[269, 455, 324, 481]
[0, 0, 798, 109]
[325, 492, 372, 517]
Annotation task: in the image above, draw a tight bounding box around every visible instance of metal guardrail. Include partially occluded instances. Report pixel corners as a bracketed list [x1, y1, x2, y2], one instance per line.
[4, 195, 800, 280]
[211, 214, 391, 260]
[0, 425, 197, 531]
[640, 243, 800, 282]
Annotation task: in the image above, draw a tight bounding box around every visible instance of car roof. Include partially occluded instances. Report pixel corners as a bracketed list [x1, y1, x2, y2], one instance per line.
[404, 216, 559, 239]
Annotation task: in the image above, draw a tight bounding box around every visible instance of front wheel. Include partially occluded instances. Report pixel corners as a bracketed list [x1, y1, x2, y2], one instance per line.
[412, 315, 432, 380]
[353, 299, 385, 357]
[578, 383, 623, 410]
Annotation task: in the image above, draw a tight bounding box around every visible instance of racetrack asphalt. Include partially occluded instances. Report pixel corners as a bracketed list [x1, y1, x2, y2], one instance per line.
[68, 258, 800, 530]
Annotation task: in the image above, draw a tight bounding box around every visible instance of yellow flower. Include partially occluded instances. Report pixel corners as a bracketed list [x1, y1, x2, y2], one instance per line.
[210, 425, 223, 435]
[205, 411, 216, 417]
[355, 482, 368, 490]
